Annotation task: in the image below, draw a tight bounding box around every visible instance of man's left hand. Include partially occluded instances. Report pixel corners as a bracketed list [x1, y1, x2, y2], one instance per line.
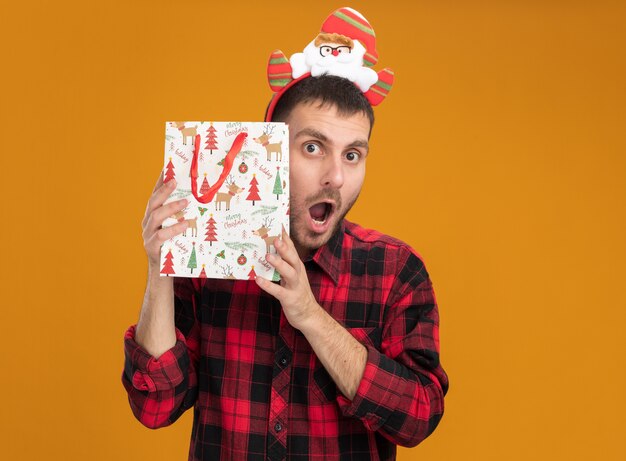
[256, 226, 367, 399]
[255, 227, 321, 330]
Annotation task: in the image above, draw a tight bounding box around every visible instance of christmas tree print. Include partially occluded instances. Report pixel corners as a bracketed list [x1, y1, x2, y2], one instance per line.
[161, 121, 291, 280]
[272, 269, 281, 282]
[205, 122, 218, 154]
[246, 174, 261, 205]
[205, 214, 218, 246]
[200, 174, 210, 195]
[164, 158, 175, 183]
[273, 167, 283, 199]
[188, 242, 198, 273]
[161, 249, 175, 276]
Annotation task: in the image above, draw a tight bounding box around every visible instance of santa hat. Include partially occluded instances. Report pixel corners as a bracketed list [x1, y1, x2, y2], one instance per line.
[265, 7, 394, 121]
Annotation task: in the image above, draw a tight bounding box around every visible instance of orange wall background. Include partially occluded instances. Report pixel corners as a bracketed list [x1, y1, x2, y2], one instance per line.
[1, 1, 625, 459]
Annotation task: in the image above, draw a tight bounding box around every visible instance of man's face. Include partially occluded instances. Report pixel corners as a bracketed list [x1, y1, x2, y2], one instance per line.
[284, 101, 370, 258]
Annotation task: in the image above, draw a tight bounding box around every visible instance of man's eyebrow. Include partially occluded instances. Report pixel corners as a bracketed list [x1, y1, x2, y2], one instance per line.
[294, 128, 369, 152]
[349, 139, 369, 152]
[294, 128, 328, 142]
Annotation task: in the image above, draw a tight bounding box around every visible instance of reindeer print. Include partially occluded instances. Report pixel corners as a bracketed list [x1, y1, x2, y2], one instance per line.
[253, 125, 283, 161]
[214, 175, 244, 211]
[171, 122, 197, 146]
[169, 210, 197, 237]
[219, 264, 237, 280]
[162, 120, 290, 280]
[253, 217, 280, 253]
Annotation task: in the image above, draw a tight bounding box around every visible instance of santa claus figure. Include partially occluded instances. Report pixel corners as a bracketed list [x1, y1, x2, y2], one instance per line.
[265, 7, 395, 111]
[290, 32, 378, 92]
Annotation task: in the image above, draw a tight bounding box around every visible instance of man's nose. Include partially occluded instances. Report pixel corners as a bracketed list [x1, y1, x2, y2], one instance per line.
[321, 155, 344, 189]
[332, 49, 339, 56]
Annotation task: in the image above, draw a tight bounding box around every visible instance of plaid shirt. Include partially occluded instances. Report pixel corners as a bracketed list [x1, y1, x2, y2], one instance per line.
[123, 220, 448, 460]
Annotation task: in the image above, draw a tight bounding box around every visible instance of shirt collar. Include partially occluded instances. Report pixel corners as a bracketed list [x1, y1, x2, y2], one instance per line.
[308, 220, 345, 285]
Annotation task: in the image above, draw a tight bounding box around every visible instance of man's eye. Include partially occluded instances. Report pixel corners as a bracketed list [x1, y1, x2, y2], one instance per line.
[305, 143, 320, 154]
[345, 151, 360, 162]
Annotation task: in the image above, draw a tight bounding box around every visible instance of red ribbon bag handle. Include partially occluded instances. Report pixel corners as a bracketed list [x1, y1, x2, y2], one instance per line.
[190, 132, 248, 204]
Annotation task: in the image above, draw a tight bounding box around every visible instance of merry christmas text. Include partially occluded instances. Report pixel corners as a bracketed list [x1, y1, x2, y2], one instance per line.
[224, 213, 247, 229]
[224, 122, 249, 138]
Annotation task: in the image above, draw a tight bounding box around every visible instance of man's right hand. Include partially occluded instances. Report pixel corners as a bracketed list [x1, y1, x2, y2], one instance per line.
[135, 172, 190, 358]
[142, 173, 189, 270]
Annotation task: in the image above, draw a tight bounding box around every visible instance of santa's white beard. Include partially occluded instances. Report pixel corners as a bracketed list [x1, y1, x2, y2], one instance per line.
[291, 40, 377, 92]
[304, 40, 363, 70]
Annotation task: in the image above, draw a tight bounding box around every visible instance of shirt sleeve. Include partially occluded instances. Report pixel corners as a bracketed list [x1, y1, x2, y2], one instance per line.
[121, 276, 201, 429]
[336, 249, 449, 447]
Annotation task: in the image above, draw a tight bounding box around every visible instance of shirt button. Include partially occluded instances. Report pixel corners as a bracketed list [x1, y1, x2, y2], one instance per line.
[274, 422, 282, 432]
[279, 357, 288, 366]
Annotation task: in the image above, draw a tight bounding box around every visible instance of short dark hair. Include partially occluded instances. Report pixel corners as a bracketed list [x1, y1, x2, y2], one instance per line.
[267, 75, 375, 134]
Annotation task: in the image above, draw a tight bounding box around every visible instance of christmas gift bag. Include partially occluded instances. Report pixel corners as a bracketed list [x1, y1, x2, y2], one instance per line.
[159, 121, 289, 280]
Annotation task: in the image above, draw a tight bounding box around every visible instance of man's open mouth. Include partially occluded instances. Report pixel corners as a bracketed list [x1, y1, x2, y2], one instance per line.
[308, 201, 335, 225]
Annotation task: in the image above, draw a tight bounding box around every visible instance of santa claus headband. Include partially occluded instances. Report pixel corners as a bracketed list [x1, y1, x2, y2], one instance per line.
[265, 7, 394, 122]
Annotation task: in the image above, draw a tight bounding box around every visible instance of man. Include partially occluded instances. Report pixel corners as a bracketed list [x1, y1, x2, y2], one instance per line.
[123, 8, 448, 461]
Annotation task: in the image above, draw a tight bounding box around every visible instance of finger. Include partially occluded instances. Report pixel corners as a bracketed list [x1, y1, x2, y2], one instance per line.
[145, 220, 189, 264]
[273, 235, 300, 269]
[143, 197, 186, 234]
[282, 224, 293, 244]
[143, 177, 176, 228]
[152, 171, 164, 194]
[147, 220, 189, 247]
[266, 253, 297, 281]
[255, 276, 284, 299]
[150, 198, 188, 231]
[144, 198, 188, 236]
[281, 225, 298, 254]
[146, 178, 178, 218]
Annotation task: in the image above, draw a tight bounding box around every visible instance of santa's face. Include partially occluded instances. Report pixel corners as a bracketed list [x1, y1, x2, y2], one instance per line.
[319, 44, 351, 58]
[285, 101, 370, 259]
[304, 38, 366, 69]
